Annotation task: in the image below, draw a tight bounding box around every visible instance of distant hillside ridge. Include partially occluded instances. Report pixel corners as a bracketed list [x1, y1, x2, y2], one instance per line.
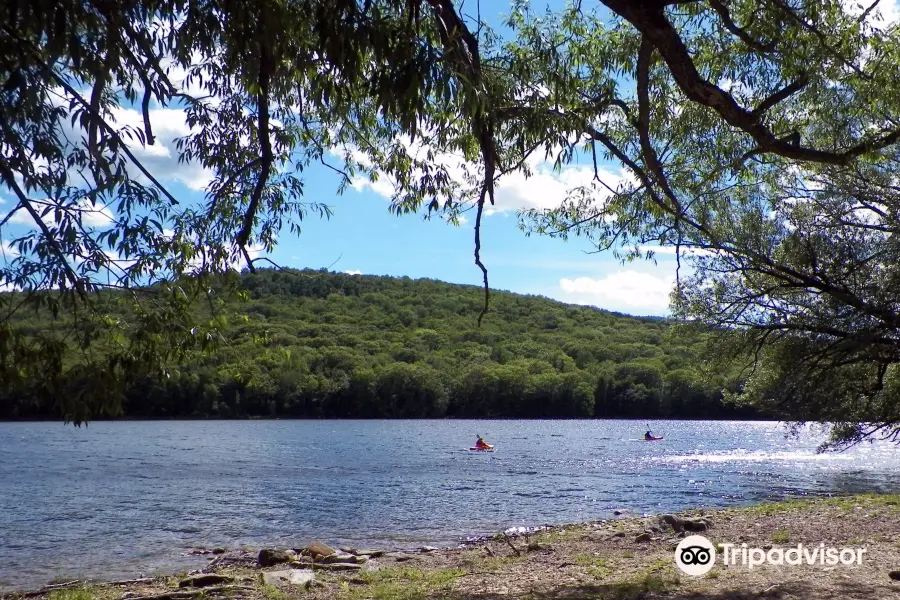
[1, 268, 762, 420]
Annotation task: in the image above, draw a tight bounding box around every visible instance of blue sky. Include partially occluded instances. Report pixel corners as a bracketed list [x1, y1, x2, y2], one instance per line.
[4, 0, 900, 313]
[278, 0, 681, 316]
[0, 0, 678, 315]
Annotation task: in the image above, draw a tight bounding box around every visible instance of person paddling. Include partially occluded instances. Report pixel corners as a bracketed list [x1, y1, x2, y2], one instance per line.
[644, 424, 654, 440]
[475, 434, 490, 449]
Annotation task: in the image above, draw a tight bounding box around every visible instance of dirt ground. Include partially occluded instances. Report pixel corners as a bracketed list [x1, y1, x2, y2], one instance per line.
[7, 494, 900, 600]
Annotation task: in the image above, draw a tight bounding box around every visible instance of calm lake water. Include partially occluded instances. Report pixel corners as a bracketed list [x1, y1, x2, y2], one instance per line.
[2, 419, 900, 589]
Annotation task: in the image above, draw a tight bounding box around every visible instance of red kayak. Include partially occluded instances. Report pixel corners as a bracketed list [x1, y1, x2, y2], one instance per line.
[470, 445, 495, 451]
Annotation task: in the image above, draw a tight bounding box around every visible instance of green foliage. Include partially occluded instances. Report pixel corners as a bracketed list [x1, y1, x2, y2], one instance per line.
[345, 567, 463, 600]
[771, 529, 791, 543]
[5, 0, 892, 441]
[0, 269, 761, 420]
[48, 588, 98, 600]
[0, 0, 499, 422]
[493, 1, 900, 447]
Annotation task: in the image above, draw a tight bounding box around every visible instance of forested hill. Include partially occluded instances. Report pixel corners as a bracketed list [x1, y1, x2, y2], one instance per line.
[3, 269, 764, 420]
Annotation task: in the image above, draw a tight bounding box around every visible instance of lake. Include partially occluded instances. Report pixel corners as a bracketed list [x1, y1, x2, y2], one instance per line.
[2, 419, 900, 590]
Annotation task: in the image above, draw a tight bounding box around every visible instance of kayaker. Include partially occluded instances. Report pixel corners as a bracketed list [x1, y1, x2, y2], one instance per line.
[644, 430, 653, 440]
[475, 435, 490, 449]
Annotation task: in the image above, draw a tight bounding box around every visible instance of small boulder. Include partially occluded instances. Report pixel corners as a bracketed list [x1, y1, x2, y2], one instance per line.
[322, 552, 368, 564]
[634, 532, 652, 543]
[355, 549, 385, 557]
[682, 518, 710, 532]
[258, 548, 297, 567]
[419, 546, 439, 552]
[212, 548, 227, 555]
[316, 562, 362, 571]
[305, 541, 336, 559]
[385, 553, 414, 562]
[889, 570, 900, 581]
[660, 514, 684, 533]
[339, 547, 357, 554]
[179, 574, 234, 588]
[261, 569, 315, 589]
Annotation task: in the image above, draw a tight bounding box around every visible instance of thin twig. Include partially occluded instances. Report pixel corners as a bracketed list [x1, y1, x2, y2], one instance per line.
[502, 532, 521, 556]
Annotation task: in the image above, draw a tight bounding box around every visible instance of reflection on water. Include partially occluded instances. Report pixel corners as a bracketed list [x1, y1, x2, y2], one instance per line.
[1, 419, 900, 589]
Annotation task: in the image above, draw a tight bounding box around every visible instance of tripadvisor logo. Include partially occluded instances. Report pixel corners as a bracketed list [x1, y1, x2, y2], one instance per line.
[675, 535, 716, 576]
[674, 535, 868, 576]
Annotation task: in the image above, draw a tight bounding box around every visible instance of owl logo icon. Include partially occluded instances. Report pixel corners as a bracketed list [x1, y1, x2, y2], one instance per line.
[675, 535, 716, 576]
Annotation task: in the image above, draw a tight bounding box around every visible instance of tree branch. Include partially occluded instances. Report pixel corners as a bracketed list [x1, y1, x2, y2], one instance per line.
[751, 73, 809, 117]
[0, 161, 83, 293]
[707, 0, 777, 52]
[600, 0, 900, 166]
[236, 43, 275, 272]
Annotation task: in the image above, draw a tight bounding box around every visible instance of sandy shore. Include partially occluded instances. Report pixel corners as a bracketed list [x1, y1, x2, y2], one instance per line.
[6, 494, 900, 600]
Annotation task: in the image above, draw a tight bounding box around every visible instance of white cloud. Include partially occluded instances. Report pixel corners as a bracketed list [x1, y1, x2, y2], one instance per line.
[107, 106, 214, 191]
[351, 171, 396, 199]
[841, 0, 900, 28]
[7, 199, 115, 229]
[343, 138, 630, 216]
[558, 270, 676, 312]
[344, 269, 362, 275]
[488, 162, 626, 215]
[1, 241, 19, 260]
[42, 86, 214, 194]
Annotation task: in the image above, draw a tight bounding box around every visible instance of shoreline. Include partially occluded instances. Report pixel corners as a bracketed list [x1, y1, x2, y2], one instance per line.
[0, 416, 783, 423]
[5, 494, 900, 600]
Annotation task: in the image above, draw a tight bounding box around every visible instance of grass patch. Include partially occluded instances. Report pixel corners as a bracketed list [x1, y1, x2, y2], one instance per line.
[344, 567, 463, 600]
[603, 574, 675, 600]
[739, 494, 900, 518]
[771, 529, 790, 543]
[532, 527, 577, 545]
[644, 559, 669, 573]
[741, 499, 815, 517]
[577, 551, 613, 579]
[586, 565, 612, 580]
[261, 584, 288, 600]
[460, 553, 523, 574]
[48, 588, 96, 600]
[574, 553, 607, 568]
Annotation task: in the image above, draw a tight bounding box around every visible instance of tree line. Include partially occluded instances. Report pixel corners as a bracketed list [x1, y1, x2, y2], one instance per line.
[1, 269, 767, 421]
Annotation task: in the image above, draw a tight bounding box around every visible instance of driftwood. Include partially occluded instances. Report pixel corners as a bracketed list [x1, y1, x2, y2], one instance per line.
[502, 533, 521, 557]
[106, 579, 156, 587]
[119, 585, 255, 600]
